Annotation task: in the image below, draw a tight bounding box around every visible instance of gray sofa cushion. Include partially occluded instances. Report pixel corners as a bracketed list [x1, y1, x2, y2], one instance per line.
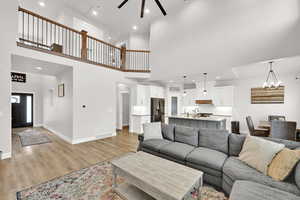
[223, 157, 300, 196]
[141, 139, 172, 152]
[174, 126, 199, 147]
[187, 147, 227, 173]
[161, 123, 175, 141]
[230, 181, 300, 200]
[199, 129, 229, 154]
[228, 134, 300, 157]
[265, 138, 300, 149]
[295, 148, 300, 189]
[160, 142, 195, 161]
[228, 134, 246, 156]
[187, 162, 223, 179]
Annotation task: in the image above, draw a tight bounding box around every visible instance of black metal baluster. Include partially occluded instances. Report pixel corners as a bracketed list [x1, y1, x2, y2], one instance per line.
[22, 11, 24, 40]
[32, 16, 35, 43]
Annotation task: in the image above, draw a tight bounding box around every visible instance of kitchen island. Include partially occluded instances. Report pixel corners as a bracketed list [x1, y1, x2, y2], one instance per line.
[168, 115, 227, 130]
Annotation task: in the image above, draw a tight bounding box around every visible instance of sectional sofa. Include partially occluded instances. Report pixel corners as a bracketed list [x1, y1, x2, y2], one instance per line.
[137, 124, 300, 200]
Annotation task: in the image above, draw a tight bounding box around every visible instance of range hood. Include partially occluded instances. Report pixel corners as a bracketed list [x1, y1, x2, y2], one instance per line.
[195, 100, 213, 104]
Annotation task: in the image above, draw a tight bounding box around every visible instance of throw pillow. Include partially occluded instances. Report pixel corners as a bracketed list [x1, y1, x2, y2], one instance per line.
[239, 136, 285, 175]
[268, 148, 300, 181]
[161, 123, 175, 141]
[143, 122, 163, 141]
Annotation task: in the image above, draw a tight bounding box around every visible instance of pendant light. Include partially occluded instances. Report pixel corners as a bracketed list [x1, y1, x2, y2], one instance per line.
[203, 73, 208, 96]
[263, 61, 282, 88]
[183, 75, 187, 96]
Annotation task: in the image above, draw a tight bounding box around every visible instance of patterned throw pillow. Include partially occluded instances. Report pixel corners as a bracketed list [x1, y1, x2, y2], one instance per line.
[268, 148, 300, 181]
[239, 136, 285, 175]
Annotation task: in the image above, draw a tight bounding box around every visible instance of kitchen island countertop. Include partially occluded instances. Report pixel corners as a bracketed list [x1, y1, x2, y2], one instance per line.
[168, 115, 226, 122]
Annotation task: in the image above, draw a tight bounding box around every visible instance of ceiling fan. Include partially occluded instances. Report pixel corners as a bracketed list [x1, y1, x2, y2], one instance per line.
[118, 0, 167, 18]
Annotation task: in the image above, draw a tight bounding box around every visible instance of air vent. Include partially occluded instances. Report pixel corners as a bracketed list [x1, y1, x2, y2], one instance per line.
[184, 83, 196, 90]
[169, 87, 181, 92]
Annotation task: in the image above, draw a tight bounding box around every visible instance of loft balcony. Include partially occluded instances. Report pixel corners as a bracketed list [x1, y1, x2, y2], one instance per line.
[17, 7, 151, 73]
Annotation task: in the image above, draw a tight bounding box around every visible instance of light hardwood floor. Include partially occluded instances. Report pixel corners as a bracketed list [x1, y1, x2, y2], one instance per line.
[0, 127, 138, 200]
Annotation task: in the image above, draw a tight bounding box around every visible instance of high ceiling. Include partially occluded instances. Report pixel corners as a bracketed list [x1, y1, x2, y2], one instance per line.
[20, 0, 186, 40]
[63, 0, 185, 38]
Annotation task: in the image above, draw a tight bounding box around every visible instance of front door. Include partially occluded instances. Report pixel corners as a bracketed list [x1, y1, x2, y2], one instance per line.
[11, 93, 33, 128]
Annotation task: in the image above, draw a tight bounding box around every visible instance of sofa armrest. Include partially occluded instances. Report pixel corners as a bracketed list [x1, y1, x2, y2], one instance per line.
[138, 134, 144, 142]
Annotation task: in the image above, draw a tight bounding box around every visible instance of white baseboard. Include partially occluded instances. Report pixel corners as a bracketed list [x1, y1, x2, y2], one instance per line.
[43, 126, 116, 145]
[1, 152, 12, 160]
[72, 132, 116, 145]
[43, 125, 73, 144]
[34, 124, 44, 127]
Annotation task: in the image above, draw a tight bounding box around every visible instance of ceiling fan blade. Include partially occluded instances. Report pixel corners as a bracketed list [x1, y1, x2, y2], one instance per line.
[118, 0, 129, 9]
[154, 0, 167, 16]
[140, 0, 146, 18]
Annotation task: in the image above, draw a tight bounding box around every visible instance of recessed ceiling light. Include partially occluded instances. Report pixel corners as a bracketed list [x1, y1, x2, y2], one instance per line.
[38, 1, 45, 7]
[216, 76, 221, 80]
[108, 36, 112, 40]
[132, 25, 138, 30]
[36, 67, 42, 70]
[169, 80, 174, 83]
[145, 8, 150, 14]
[92, 10, 98, 16]
[192, 80, 195, 82]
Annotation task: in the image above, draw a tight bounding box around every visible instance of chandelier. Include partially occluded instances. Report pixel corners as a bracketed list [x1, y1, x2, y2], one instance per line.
[263, 61, 282, 88]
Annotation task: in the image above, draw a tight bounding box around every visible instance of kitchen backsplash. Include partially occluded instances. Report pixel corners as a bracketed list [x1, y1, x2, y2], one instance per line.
[183, 105, 232, 116]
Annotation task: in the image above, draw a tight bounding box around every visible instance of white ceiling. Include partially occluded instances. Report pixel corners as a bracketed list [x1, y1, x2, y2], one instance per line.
[62, 0, 185, 38]
[158, 56, 300, 84]
[19, 0, 186, 40]
[11, 55, 72, 76]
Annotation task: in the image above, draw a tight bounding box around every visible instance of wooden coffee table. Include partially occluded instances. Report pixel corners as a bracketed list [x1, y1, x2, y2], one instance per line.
[111, 151, 203, 200]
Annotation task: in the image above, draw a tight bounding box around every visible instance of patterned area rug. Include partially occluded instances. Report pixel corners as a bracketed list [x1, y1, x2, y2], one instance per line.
[17, 162, 228, 200]
[18, 129, 52, 147]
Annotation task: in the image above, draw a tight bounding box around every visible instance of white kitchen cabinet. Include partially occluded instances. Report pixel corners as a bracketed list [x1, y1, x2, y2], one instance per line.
[182, 89, 197, 107]
[150, 86, 165, 98]
[212, 86, 234, 106]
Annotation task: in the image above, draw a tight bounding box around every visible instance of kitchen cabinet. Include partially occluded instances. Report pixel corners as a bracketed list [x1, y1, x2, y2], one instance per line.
[212, 86, 234, 106]
[150, 86, 165, 98]
[182, 89, 198, 107]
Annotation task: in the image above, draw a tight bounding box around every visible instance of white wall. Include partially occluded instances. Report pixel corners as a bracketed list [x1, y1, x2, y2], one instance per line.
[73, 17, 104, 40]
[229, 75, 300, 133]
[129, 33, 150, 50]
[150, 0, 300, 80]
[13, 43, 146, 145]
[43, 69, 73, 142]
[12, 73, 46, 126]
[0, 1, 18, 159]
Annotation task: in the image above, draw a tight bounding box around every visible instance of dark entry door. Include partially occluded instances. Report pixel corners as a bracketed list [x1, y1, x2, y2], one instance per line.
[11, 93, 33, 128]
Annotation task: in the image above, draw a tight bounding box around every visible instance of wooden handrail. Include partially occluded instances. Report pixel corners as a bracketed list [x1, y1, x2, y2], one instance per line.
[87, 35, 121, 50]
[126, 49, 150, 53]
[17, 7, 151, 73]
[18, 7, 81, 34]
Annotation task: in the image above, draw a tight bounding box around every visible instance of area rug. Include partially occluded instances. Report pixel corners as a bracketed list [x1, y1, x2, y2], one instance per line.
[18, 129, 52, 147]
[16, 161, 228, 200]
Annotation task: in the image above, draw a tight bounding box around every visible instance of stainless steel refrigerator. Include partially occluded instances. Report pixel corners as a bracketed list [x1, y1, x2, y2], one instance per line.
[151, 98, 165, 123]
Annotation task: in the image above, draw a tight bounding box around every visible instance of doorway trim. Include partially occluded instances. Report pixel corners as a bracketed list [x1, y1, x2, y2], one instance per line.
[11, 92, 34, 128]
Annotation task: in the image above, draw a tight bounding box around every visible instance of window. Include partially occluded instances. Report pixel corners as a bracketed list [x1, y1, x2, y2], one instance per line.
[26, 95, 32, 123]
[11, 95, 20, 104]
